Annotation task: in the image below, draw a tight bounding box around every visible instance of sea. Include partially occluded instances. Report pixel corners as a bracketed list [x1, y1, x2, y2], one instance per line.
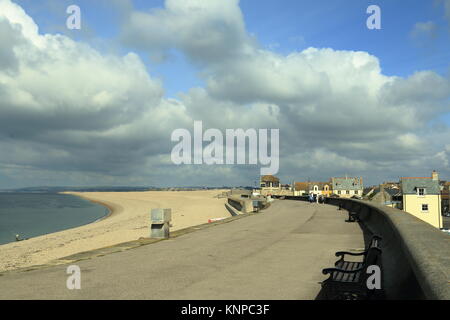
[0, 193, 109, 245]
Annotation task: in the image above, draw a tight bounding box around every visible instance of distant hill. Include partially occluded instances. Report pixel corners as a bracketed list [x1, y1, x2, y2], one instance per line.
[0, 186, 154, 193]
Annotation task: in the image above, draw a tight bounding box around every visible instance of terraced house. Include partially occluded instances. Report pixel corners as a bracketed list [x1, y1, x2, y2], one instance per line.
[293, 181, 332, 196]
[331, 177, 364, 198]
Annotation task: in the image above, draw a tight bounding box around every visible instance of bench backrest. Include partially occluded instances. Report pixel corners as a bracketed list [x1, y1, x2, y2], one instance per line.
[365, 247, 381, 266]
[361, 246, 382, 284]
[362, 235, 381, 263]
[368, 235, 382, 251]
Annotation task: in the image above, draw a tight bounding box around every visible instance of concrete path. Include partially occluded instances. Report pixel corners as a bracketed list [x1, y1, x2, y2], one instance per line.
[0, 200, 365, 300]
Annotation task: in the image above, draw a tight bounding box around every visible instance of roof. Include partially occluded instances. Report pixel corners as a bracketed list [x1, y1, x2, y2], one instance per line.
[401, 177, 430, 179]
[307, 182, 331, 190]
[385, 188, 401, 197]
[260, 175, 279, 183]
[363, 187, 377, 196]
[401, 178, 440, 195]
[363, 186, 376, 193]
[294, 181, 331, 191]
[331, 177, 363, 191]
[294, 182, 308, 191]
[368, 187, 401, 200]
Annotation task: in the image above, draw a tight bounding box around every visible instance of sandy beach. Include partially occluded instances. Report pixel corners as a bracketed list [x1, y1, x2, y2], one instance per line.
[0, 190, 229, 272]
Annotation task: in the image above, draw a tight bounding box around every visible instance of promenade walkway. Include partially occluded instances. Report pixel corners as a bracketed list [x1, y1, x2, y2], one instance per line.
[0, 200, 365, 299]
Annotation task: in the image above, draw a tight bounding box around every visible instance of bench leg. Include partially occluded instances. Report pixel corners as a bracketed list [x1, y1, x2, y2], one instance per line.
[322, 283, 367, 300]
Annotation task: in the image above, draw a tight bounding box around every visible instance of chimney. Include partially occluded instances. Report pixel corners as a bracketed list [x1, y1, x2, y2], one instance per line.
[432, 170, 439, 181]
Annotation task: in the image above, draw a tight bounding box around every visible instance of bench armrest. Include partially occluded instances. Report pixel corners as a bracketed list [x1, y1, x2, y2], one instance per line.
[335, 250, 366, 257]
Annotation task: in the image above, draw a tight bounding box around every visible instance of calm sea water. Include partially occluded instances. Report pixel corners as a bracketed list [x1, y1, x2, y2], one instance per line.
[0, 193, 109, 245]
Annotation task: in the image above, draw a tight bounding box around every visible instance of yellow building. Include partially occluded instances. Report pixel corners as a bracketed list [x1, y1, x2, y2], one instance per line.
[400, 171, 443, 229]
[309, 182, 332, 196]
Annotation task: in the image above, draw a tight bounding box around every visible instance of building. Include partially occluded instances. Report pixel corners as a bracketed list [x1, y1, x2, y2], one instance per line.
[308, 182, 332, 196]
[363, 186, 377, 198]
[369, 185, 402, 208]
[400, 171, 443, 229]
[260, 175, 281, 195]
[293, 181, 332, 196]
[293, 182, 308, 196]
[331, 176, 364, 198]
[440, 181, 450, 215]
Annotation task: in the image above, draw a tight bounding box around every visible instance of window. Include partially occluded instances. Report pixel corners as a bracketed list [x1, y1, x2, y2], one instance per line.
[346, 190, 350, 195]
[422, 204, 429, 212]
[418, 188, 425, 196]
[338, 191, 341, 195]
[355, 190, 359, 195]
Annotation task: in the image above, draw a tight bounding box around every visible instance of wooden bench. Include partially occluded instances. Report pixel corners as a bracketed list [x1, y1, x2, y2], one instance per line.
[334, 235, 381, 268]
[321, 236, 383, 300]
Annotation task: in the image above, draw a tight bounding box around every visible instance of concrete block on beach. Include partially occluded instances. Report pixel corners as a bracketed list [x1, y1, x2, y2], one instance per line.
[150, 208, 171, 239]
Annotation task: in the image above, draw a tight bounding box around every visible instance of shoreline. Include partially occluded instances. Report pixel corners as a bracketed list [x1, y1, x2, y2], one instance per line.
[0, 190, 230, 272]
[62, 192, 115, 223]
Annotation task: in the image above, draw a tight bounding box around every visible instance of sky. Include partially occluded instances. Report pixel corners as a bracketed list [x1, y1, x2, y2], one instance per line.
[0, 0, 450, 188]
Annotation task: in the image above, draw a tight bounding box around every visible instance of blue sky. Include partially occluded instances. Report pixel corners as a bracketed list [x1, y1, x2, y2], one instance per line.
[242, 0, 450, 75]
[14, 0, 450, 96]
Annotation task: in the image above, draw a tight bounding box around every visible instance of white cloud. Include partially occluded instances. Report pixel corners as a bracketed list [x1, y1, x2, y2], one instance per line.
[120, 0, 254, 64]
[410, 21, 439, 47]
[0, 0, 178, 185]
[437, 0, 450, 21]
[411, 21, 438, 37]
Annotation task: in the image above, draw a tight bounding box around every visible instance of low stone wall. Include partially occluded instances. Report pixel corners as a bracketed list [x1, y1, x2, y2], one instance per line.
[225, 202, 241, 216]
[227, 195, 267, 214]
[277, 195, 450, 299]
[227, 196, 255, 214]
